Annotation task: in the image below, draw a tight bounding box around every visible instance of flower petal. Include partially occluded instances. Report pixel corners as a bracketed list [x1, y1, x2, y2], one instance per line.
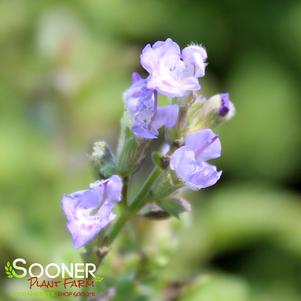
[61, 175, 122, 248]
[132, 125, 158, 139]
[124, 77, 158, 139]
[131, 72, 142, 83]
[141, 38, 201, 97]
[182, 44, 207, 77]
[104, 175, 123, 204]
[140, 38, 181, 74]
[170, 146, 198, 181]
[185, 129, 221, 162]
[151, 104, 179, 130]
[170, 145, 222, 191]
[186, 162, 222, 190]
[147, 75, 200, 98]
[66, 204, 115, 249]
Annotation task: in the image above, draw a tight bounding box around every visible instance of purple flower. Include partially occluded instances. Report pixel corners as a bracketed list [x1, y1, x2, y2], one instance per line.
[140, 38, 207, 98]
[170, 129, 222, 190]
[124, 72, 179, 139]
[62, 175, 122, 248]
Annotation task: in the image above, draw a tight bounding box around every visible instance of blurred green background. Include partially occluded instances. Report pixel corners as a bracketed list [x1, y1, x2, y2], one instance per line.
[1, 0, 301, 300]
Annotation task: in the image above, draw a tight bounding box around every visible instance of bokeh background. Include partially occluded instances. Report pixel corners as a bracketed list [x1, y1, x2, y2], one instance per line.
[1, 0, 301, 300]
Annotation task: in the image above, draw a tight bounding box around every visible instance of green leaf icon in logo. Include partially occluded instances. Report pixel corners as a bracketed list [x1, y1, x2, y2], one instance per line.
[4, 261, 22, 279]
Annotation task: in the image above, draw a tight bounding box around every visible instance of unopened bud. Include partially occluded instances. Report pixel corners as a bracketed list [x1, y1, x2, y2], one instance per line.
[116, 113, 149, 176]
[186, 93, 235, 133]
[91, 141, 116, 179]
[208, 93, 235, 120]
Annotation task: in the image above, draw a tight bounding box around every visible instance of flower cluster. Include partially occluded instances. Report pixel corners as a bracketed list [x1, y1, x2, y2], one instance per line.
[61, 38, 235, 249]
[124, 38, 208, 139]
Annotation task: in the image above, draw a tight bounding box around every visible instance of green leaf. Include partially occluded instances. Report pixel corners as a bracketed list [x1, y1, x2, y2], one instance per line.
[140, 203, 170, 220]
[157, 197, 191, 219]
[116, 116, 149, 176]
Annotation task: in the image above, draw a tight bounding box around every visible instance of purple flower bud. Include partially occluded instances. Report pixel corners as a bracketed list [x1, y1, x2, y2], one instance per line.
[218, 93, 230, 116]
[206, 93, 235, 120]
[61, 175, 122, 248]
[186, 93, 235, 133]
[170, 129, 222, 190]
[140, 38, 207, 98]
[124, 73, 179, 139]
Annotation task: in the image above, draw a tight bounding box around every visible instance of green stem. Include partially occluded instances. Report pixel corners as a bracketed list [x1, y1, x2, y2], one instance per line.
[129, 167, 161, 211]
[105, 167, 161, 244]
[80, 167, 161, 300]
[120, 176, 128, 208]
[105, 210, 131, 245]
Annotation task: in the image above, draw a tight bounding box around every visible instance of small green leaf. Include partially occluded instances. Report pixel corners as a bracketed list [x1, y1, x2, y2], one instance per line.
[140, 204, 170, 220]
[157, 197, 191, 219]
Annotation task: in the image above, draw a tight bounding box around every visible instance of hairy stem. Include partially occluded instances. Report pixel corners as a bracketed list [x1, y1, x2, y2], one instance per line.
[120, 176, 128, 208]
[105, 167, 161, 244]
[81, 166, 162, 292]
[129, 167, 161, 211]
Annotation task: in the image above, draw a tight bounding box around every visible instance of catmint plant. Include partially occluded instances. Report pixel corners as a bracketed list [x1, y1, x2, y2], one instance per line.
[61, 38, 235, 296]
